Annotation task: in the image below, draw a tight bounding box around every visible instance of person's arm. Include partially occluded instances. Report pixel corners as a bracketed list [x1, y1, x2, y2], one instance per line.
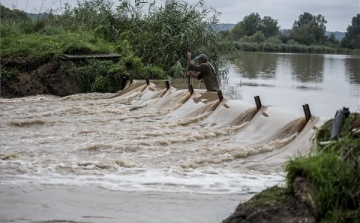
[186, 71, 199, 79]
[187, 52, 193, 66]
[186, 52, 205, 79]
[187, 51, 200, 71]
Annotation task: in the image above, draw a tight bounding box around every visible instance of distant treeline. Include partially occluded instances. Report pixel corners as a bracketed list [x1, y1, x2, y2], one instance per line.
[217, 23, 346, 41]
[217, 12, 360, 51]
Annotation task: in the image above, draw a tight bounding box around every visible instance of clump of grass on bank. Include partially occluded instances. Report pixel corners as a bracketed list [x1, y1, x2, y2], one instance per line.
[237, 113, 360, 223]
[285, 113, 360, 222]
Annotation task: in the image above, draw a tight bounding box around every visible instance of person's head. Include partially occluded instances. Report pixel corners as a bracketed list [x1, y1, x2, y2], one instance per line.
[195, 54, 208, 64]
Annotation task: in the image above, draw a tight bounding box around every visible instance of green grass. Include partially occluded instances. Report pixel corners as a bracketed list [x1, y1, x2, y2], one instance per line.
[238, 186, 292, 209]
[232, 113, 359, 223]
[285, 113, 360, 222]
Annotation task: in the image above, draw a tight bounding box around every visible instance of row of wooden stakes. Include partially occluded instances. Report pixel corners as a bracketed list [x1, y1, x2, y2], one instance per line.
[132, 76, 313, 124]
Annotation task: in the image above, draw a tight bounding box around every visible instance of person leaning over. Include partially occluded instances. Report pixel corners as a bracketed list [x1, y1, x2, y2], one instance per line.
[186, 52, 220, 92]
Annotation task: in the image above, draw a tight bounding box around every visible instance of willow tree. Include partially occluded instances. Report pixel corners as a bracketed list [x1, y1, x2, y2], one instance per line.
[117, 0, 237, 77]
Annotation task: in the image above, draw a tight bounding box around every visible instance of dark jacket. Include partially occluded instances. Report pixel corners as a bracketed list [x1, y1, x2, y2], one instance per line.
[188, 62, 220, 91]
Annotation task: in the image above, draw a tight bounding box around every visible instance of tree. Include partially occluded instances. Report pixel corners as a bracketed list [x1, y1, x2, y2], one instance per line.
[232, 13, 279, 40]
[290, 12, 327, 45]
[232, 22, 246, 40]
[293, 12, 314, 30]
[260, 16, 280, 38]
[232, 13, 261, 40]
[341, 14, 360, 49]
[326, 33, 338, 45]
[0, 4, 29, 20]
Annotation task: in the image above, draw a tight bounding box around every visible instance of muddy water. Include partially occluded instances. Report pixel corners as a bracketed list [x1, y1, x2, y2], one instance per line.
[0, 52, 358, 222]
[0, 79, 321, 196]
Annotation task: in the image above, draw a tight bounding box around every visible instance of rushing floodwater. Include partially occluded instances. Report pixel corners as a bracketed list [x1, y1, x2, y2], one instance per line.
[0, 52, 359, 196]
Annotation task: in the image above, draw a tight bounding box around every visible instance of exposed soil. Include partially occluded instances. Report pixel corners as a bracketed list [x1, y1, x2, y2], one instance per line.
[222, 177, 317, 223]
[1, 58, 83, 98]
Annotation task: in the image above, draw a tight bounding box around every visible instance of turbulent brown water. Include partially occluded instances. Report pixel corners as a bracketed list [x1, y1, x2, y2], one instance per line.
[0, 79, 322, 195]
[1, 52, 358, 223]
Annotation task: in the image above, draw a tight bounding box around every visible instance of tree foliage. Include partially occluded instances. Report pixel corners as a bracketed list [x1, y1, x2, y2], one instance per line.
[290, 12, 327, 45]
[341, 14, 360, 49]
[0, 4, 29, 20]
[260, 16, 280, 38]
[232, 13, 279, 40]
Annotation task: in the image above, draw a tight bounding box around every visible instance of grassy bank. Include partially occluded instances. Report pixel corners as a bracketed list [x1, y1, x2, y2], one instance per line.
[286, 113, 360, 222]
[231, 113, 360, 223]
[0, 1, 237, 97]
[0, 22, 158, 96]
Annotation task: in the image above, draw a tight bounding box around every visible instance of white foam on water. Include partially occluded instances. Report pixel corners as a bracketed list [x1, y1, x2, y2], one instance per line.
[0, 163, 285, 195]
[0, 83, 321, 195]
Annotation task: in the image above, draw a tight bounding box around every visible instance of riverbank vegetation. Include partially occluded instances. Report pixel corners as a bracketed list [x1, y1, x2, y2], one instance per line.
[2, 1, 360, 222]
[0, 0, 236, 97]
[220, 12, 360, 54]
[224, 112, 360, 223]
[285, 114, 360, 222]
[1, 0, 359, 98]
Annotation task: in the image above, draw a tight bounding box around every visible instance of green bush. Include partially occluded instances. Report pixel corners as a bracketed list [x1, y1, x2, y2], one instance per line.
[91, 75, 111, 92]
[66, 60, 124, 93]
[143, 65, 166, 79]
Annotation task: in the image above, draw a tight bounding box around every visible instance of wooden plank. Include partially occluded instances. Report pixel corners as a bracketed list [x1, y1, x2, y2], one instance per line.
[59, 54, 121, 61]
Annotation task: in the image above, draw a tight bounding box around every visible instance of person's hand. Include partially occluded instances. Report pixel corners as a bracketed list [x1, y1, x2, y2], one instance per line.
[187, 52, 192, 60]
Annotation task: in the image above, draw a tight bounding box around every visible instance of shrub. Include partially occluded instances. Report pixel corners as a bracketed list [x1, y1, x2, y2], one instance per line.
[66, 60, 124, 93]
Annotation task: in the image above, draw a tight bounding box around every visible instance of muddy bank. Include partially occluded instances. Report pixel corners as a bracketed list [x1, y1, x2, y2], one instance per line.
[223, 177, 317, 223]
[1, 59, 83, 98]
[1, 58, 126, 98]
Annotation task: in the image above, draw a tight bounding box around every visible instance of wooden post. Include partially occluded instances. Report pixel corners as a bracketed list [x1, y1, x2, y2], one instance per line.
[129, 75, 133, 85]
[165, 81, 170, 90]
[254, 96, 262, 111]
[188, 84, 194, 95]
[146, 77, 150, 85]
[303, 103, 312, 122]
[217, 90, 223, 102]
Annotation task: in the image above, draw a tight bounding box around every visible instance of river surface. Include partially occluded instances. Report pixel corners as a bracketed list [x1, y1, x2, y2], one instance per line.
[192, 52, 360, 118]
[0, 52, 359, 223]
